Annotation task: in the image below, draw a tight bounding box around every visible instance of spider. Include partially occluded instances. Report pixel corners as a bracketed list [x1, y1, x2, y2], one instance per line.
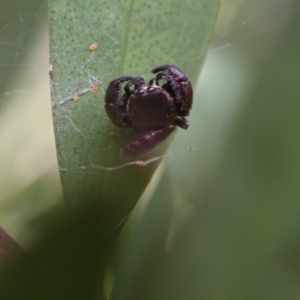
[105, 65, 193, 156]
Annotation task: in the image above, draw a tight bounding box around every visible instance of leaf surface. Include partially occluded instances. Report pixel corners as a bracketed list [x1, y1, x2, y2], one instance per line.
[49, 0, 221, 220]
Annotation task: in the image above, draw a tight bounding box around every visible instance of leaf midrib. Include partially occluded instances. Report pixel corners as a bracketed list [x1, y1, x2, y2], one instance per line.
[119, 0, 135, 73]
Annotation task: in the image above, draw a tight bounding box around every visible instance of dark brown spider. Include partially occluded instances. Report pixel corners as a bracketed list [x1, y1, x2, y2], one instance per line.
[105, 65, 193, 156]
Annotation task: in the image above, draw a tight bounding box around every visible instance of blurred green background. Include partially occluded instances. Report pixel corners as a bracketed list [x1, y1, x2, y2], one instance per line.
[1, 0, 300, 299]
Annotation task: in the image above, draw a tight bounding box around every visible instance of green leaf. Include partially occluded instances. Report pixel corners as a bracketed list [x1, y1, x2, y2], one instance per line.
[111, 172, 175, 300]
[112, 1, 300, 299]
[0, 0, 48, 108]
[0, 172, 63, 246]
[49, 0, 221, 220]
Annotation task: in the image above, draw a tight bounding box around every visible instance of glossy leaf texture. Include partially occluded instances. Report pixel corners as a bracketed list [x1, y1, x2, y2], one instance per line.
[49, 0, 221, 220]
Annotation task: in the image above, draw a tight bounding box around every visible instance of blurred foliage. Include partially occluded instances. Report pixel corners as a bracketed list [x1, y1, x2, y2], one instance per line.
[112, 1, 300, 299]
[0, 203, 117, 300]
[0, 0, 48, 108]
[1, 0, 300, 299]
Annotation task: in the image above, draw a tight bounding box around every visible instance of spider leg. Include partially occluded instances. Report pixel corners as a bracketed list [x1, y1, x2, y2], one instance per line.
[124, 76, 145, 95]
[152, 65, 186, 83]
[151, 65, 193, 117]
[175, 116, 189, 129]
[105, 76, 145, 127]
[149, 73, 166, 87]
[121, 126, 175, 156]
[105, 76, 136, 104]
